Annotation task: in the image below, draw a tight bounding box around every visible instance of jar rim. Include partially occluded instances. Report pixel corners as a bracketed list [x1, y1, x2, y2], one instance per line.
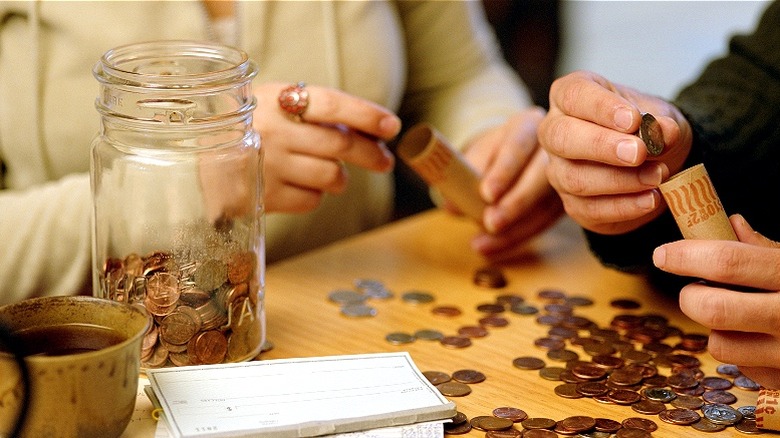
[93, 40, 257, 89]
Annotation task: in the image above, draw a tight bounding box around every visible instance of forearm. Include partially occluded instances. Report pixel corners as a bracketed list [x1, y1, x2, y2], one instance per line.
[0, 174, 92, 304]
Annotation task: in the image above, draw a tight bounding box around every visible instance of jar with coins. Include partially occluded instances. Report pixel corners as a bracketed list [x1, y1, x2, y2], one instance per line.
[90, 40, 265, 368]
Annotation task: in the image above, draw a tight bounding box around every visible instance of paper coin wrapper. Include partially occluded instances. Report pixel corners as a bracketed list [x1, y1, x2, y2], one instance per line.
[658, 163, 737, 241]
[758, 389, 780, 430]
[660, 165, 780, 431]
[396, 123, 486, 222]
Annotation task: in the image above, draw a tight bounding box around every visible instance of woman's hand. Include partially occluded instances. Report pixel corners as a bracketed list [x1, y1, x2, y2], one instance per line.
[255, 82, 401, 214]
[461, 107, 564, 261]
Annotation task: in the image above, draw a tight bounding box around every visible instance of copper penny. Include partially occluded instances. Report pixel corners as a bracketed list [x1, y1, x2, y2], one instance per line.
[621, 417, 658, 432]
[522, 430, 557, 438]
[533, 337, 566, 351]
[440, 335, 471, 349]
[492, 406, 528, 422]
[470, 416, 513, 431]
[702, 376, 733, 390]
[637, 112, 665, 156]
[191, 330, 228, 365]
[559, 415, 596, 433]
[554, 383, 583, 399]
[457, 325, 489, 338]
[448, 411, 468, 425]
[521, 418, 557, 430]
[607, 388, 641, 405]
[571, 362, 608, 380]
[539, 366, 566, 381]
[610, 298, 641, 309]
[476, 303, 505, 314]
[226, 251, 256, 284]
[479, 315, 510, 327]
[512, 356, 546, 370]
[575, 381, 610, 397]
[615, 428, 651, 438]
[473, 266, 507, 288]
[702, 389, 737, 405]
[690, 417, 726, 432]
[422, 370, 451, 385]
[452, 369, 486, 384]
[485, 429, 521, 438]
[546, 349, 579, 363]
[659, 408, 701, 425]
[631, 399, 666, 415]
[436, 381, 471, 397]
[670, 394, 704, 410]
[159, 310, 199, 345]
[593, 418, 622, 433]
[431, 305, 462, 317]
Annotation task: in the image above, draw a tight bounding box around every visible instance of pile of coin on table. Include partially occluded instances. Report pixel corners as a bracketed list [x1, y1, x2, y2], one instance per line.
[325, 265, 768, 436]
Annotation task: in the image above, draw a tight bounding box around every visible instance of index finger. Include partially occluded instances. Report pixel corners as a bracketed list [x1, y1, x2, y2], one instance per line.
[654, 240, 780, 291]
[303, 86, 401, 141]
[549, 70, 641, 133]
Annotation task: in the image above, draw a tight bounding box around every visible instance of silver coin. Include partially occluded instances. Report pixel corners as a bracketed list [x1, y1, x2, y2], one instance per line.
[340, 303, 377, 317]
[638, 112, 664, 156]
[414, 329, 444, 341]
[401, 290, 435, 304]
[702, 403, 742, 425]
[734, 374, 761, 391]
[738, 405, 757, 420]
[385, 332, 415, 345]
[328, 289, 366, 304]
[354, 278, 393, 299]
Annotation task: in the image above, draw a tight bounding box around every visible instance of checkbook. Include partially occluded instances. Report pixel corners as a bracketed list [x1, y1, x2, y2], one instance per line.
[145, 352, 456, 438]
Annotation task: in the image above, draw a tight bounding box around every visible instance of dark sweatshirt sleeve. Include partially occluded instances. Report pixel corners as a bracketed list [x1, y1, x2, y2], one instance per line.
[585, 0, 780, 291]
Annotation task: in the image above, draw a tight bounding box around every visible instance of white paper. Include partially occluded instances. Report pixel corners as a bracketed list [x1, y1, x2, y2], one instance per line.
[146, 352, 455, 438]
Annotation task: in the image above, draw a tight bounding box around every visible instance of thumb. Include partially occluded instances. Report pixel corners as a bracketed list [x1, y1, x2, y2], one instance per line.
[730, 214, 780, 248]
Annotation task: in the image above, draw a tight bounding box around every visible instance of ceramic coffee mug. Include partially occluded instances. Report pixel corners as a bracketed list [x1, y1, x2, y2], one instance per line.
[0, 296, 151, 438]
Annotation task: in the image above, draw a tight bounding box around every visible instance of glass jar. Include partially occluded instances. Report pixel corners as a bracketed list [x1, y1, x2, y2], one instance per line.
[90, 40, 265, 368]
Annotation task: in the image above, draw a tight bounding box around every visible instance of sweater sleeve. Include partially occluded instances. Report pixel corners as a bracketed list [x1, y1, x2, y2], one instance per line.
[395, 1, 533, 150]
[0, 173, 92, 305]
[584, 0, 780, 291]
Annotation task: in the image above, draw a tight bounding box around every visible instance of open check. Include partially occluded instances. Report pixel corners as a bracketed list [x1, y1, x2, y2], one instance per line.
[146, 352, 456, 438]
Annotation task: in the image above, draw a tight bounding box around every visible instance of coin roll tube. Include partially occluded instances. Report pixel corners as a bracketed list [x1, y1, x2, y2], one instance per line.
[658, 163, 737, 240]
[396, 123, 486, 223]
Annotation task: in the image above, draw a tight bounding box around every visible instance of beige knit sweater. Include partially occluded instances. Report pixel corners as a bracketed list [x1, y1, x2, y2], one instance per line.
[0, 0, 529, 303]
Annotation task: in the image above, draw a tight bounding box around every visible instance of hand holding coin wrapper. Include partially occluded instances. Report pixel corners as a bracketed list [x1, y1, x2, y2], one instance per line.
[396, 123, 487, 225]
[647, 114, 780, 430]
[395, 116, 668, 227]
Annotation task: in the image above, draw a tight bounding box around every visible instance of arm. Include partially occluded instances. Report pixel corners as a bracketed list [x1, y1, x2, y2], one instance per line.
[397, 1, 563, 260]
[0, 174, 92, 304]
[543, 1, 780, 285]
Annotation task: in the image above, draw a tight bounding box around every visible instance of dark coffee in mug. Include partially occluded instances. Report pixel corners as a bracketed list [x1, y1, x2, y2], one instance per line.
[3, 323, 126, 357]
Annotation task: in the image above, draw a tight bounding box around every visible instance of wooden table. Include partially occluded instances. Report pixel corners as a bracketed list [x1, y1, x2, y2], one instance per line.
[125, 210, 763, 437]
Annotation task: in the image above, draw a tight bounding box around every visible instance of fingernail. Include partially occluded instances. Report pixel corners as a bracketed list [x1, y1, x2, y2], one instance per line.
[480, 181, 499, 204]
[614, 108, 634, 130]
[380, 115, 401, 137]
[636, 191, 657, 210]
[616, 139, 639, 164]
[639, 164, 664, 186]
[652, 246, 666, 268]
[483, 209, 504, 234]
